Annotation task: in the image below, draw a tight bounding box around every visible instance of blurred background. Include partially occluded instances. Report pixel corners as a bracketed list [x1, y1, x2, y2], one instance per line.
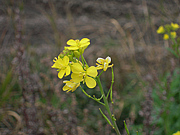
[0, 0, 180, 135]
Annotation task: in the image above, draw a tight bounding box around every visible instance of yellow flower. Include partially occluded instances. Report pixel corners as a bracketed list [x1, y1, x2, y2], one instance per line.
[65, 38, 90, 51]
[96, 56, 113, 71]
[63, 79, 80, 92]
[51, 56, 71, 79]
[157, 26, 165, 34]
[71, 63, 98, 88]
[171, 32, 177, 38]
[163, 34, 169, 40]
[173, 131, 180, 135]
[171, 23, 179, 30]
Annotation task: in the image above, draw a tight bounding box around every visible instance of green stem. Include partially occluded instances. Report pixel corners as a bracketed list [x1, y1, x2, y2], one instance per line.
[81, 55, 85, 66]
[169, 32, 179, 56]
[98, 70, 104, 77]
[96, 76, 121, 135]
[106, 67, 114, 103]
[80, 86, 105, 106]
[171, 36, 177, 45]
[81, 55, 89, 67]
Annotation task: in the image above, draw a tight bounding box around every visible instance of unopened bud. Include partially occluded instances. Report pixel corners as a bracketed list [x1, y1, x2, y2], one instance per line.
[74, 51, 80, 58]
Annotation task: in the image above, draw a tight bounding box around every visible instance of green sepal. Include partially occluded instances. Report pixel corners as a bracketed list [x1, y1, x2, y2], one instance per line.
[79, 48, 85, 55]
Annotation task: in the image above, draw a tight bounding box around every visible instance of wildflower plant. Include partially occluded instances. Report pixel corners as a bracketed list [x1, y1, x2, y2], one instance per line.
[154, 23, 180, 135]
[157, 23, 180, 58]
[52, 38, 121, 134]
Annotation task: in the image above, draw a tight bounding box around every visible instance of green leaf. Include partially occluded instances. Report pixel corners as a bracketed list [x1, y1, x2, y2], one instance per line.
[0, 69, 12, 95]
[0, 69, 13, 107]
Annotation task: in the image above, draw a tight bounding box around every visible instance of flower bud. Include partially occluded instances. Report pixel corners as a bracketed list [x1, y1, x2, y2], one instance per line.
[163, 34, 169, 40]
[170, 32, 177, 39]
[171, 23, 179, 31]
[74, 51, 80, 58]
[157, 26, 165, 34]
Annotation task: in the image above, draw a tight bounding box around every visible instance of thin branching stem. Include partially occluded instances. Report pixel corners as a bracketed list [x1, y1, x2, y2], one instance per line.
[80, 86, 105, 106]
[96, 76, 121, 135]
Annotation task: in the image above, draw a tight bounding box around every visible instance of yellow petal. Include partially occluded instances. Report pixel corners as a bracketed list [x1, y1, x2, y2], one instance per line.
[65, 66, 71, 76]
[96, 58, 104, 64]
[72, 83, 80, 92]
[103, 62, 108, 71]
[67, 39, 77, 46]
[171, 23, 179, 30]
[96, 64, 103, 70]
[63, 80, 69, 83]
[65, 46, 79, 50]
[173, 131, 180, 135]
[71, 73, 83, 83]
[170, 32, 176, 38]
[80, 38, 90, 44]
[163, 34, 169, 40]
[85, 76, 96, 88]
[63, 85, 69, 91]
[51, 58, 63, 69]
[105, 56, 111, 63]
[53, 57, 57, 62]
[87, 66, 98, 77]
[157, 26, 165, 34]
[108, 64, 114, 68]
[80, 42, 90, 48]
[71, 63, 84, 73]
[63, 56, 69, 65]
[58, 70, 65, 79]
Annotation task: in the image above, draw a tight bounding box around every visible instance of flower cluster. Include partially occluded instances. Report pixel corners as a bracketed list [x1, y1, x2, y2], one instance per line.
[52, 38, 113, 92]
[157, 23, 179, 40]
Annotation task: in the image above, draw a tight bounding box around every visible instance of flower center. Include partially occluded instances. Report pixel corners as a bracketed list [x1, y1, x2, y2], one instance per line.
[60, 65, 66, 70]
[75, 40, 80, 47]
